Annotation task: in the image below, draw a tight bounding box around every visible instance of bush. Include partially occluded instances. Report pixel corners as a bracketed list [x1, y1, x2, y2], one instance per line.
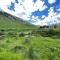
[12, 46, 23, 52]
[7, 32, 17, 37]
[0, 29, 5, 32]
[0, 36, 5, 40]
[19, 32, 25, 37]
[24, 38, 30, 44]
[32, 28, 60, 37]
[0, 32, 5, 36]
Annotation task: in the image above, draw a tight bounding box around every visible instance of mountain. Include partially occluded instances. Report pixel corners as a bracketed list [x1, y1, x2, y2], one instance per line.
[0, 12, 37, 31]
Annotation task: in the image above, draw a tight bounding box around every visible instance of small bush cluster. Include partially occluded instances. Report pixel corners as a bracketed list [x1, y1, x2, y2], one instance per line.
[32, 28, 60, 38]
[12, 46, 24, 52]
[19, 32, 26, 37]
[0, 31, 5, 40]
[7, 32, 17, 37]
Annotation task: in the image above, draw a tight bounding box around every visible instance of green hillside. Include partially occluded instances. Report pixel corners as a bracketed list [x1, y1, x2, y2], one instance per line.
[0, 12, 37, 31]
[0, 12, 60, 60]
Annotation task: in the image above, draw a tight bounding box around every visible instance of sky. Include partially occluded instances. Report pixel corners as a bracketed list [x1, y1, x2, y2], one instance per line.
[0, 0, 60, 26]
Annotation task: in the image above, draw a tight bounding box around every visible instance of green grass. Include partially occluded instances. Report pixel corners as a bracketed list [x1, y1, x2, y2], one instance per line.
[0, 36, 60, 60]
[0, 52, 23, 60]
[0, 12, 60, 60]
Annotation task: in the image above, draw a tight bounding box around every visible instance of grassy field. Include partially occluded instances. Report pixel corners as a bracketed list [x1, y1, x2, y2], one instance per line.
[0, 12, 60, 60]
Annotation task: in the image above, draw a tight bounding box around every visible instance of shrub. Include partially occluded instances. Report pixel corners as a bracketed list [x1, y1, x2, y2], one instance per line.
[0, 32, 5, 36]
[24, 38, 30, 44]
[12, 46, 23, 52]
[7, 32, 17, 37]
[19, 32, 25, 37]
[0, 36, 5, 40]
[0, 29, 5, 32]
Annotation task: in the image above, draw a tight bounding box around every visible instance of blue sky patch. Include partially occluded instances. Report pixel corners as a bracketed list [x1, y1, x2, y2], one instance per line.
[8, 2, 15, 11]
[15, 0, 19, 3]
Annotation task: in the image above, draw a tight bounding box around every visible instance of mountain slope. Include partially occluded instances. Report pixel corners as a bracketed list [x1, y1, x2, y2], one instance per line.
[0, 12, 37, 31]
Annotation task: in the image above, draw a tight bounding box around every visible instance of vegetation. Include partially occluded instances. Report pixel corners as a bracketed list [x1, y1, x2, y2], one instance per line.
[0, 12, 60, 60]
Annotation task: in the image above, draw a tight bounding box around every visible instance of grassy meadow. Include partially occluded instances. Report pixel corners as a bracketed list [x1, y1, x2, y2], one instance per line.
[0, 12, 60, 60]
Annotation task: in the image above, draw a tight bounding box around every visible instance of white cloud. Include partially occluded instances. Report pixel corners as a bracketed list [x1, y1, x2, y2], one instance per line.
[48, 0, 56, 4]
[0, 0, 47, 20]
[33, 0, 47, 12]
[14, 3, 25, 13]
[32, 7, 60, 26]
[56, 5, 60, 12]
[0, 5, 2, 11]
[43, 7, 60, 25]
[17, 0, 47, 20]
[24, 0, 34, 12]
[31, 16, 39, 22]
[41, 15, 46, 19]
[1, 0, 11, 5]
[1, 0, 60, 26]
[13, 0, 47, 20]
